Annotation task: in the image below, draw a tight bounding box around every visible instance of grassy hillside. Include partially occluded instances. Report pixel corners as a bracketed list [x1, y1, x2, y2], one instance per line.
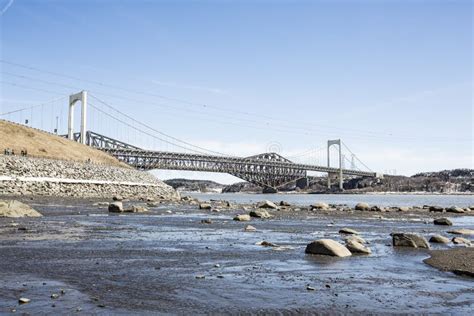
[0, 120, 127, 168]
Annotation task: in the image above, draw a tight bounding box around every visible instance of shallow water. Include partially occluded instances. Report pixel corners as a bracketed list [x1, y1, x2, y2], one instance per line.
[190, 192, 474, 208]
[0, 197, 473, 314]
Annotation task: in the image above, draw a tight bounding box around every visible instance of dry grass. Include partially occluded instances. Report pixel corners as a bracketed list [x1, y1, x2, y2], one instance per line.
[0, 120, 128, 168]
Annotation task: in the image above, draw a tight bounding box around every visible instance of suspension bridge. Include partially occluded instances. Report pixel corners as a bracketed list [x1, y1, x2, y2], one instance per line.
[0, 62, 385, 191]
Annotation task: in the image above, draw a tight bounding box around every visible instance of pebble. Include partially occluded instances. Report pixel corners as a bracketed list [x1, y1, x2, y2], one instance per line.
[18, 297, 30, 304]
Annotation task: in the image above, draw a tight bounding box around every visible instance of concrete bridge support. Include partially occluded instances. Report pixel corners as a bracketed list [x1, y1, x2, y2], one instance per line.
[68, 91, 88, 145]
[327, 139, 343, 190]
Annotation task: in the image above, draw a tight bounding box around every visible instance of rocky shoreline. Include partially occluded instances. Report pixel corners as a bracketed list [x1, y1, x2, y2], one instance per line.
[0, 155, 178, 200]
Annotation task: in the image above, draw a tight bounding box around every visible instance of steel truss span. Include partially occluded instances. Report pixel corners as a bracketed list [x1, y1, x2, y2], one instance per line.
[73, 131, 378, 189]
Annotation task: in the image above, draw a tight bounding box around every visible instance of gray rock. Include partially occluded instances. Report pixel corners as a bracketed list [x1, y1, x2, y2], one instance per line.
[18, 298, 30, 304]
[245, 225, 257, 232]
[108, 202, 123, 213]
[310, 202, 329, 210]
[448, 229, 474, 236]
[429, 235, 450, 244]
[0, 200, 42, 218]
[392, 233, 429, 248]
[429, 206, 444, 212]
[199, 203, 212, 210]
[339, 227, 359, 235]
[280, 201, 291, 207]
[355, 203, 370, 211]
[233, 214, 251, 221]
[397, 206, 411, 212]
[345, 235, 367, 244]
[452, 237, 471, 245]
[249, 209, 271, 219]
[305, 239, 352, 257]
[113, 195, 123, 201]
[346, 239, 371, 254]
[257, 200, 278, 209]
[446, 206, 465, 214]
[433, 218, 452, 226]
[370, 205, 385, 212]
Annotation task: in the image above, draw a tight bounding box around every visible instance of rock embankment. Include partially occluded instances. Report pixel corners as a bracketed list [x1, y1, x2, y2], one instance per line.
[0, 155, 178, 200]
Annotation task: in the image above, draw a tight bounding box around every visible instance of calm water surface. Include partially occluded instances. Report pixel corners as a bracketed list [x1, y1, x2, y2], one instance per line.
[188, 192, 474, 208]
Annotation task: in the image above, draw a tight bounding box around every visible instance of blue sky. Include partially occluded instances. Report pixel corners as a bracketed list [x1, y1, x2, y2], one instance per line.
[0, 0, 472, 183]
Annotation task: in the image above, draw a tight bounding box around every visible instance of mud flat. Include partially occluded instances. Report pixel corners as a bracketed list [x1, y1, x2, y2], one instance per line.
[424, 248, 474, 277]
[0, 196, 473, 314]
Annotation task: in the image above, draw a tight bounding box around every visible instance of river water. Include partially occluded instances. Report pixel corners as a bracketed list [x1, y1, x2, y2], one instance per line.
[189, 192, 474, 208]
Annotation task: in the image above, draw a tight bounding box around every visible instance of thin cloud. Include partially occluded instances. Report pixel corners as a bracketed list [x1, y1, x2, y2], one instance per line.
[152, 80, 228, 95]
[0, 0, 15, 16]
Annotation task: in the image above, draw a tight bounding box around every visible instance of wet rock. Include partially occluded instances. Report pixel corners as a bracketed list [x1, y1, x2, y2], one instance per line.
[257, 200, 278, 209]
[310, 202, 329, 210]
[429, 235, 450, 244]
[126, 205, 149, 213]
[201, 219, 213, 224]
[233, 214, 251, 221]
[306, 285, 316, 291]
[397, 206, 411, 212]
[51, 293, 59, 299]
[452, 237, 471, 245]
[355, 203, 370, 211]
[469, 205, 474, 211]
[448, 229, 474, 236]
[305, 239, 352, 257]
[429, 206, 444, 212]
[433, 218, 452, 226]
[18, 297, 30, 304]
[244, 225, 257, 232]
[199, 203, 212, 210]
[446, 206, 465, 214]
[249, 209, 271, 219]
[112, 195, 123, 201]
[346, 239, 371, 254]
[339, 228, 359, 235]
[345, 235, 367, 244]
[195, 275, 205, 279]
[108, 201, 124, 213]
[280, 201, 291, 207]
[370, 205, 385, 212]
[0, 200, 42, 218]
[256, 240, 277, 247]
[392, 233, 429, 248]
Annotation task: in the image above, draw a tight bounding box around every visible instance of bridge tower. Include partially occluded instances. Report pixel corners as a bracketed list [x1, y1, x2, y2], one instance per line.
[327, 139, 343, 190]
[68, 91, 88, 145]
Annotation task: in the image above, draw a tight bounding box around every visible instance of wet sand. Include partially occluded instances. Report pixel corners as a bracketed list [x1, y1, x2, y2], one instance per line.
[0, 196, 473, 314]
[424, 248, 474, 277]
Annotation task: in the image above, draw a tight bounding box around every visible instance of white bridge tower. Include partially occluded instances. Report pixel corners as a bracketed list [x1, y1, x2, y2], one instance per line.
[68, 91, 88, 145]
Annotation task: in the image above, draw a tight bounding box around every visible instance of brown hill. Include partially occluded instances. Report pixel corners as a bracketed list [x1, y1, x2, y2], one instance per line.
[0, 120, 127, 168]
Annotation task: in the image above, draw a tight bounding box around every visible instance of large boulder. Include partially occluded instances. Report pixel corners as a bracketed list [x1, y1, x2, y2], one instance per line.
[446, 206, 465, 214]
[448, 229, 474, 236]
[108, 201, 124, 213]
[233, 214, 251, 221]
[355, 203, 370, 211]
[310, 202, 329, 210]
[126, 205, 149, 213]
[0, 200, 42, 218]
[392, 233, 429, 248]
[433, 218, 453, 226]
[429, 235, 450, 244]
[249, 209, 271, 219]
[305, 239, 352, 257]
[346, 239, 371, 254]
[257, 200, 278, 209]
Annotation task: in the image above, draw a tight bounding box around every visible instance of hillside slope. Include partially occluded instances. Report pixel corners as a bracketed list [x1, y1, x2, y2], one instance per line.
[0, 120, 126, 168]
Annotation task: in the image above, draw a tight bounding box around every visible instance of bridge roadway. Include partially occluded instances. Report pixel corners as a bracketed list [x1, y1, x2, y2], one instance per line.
[72, 131, 379, 189]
